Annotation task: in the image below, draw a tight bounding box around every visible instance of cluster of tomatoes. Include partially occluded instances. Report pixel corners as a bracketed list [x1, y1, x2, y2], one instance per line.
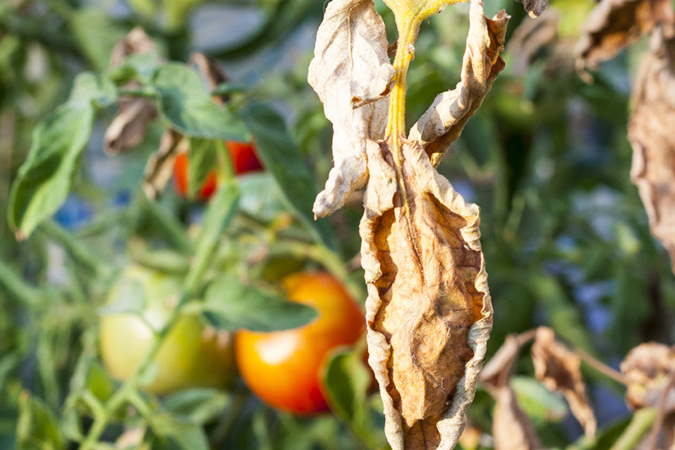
[100, 144, 365, 414]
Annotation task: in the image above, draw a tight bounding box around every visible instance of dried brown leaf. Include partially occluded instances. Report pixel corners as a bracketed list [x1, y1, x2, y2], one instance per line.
[629, 34, 675, 271]
[142, 130, 187, 200]
[575, 0, 675, 71]
[105, 28, 159, 155]
[492, 386, 543, 450]
[361, 138, 491, 450]
[621, 342, 675, 411]
[479, 333, 543, 450]
[308, 0, 395, 218]
[408, 6, 508, 167]
[531, 327, 597, 437]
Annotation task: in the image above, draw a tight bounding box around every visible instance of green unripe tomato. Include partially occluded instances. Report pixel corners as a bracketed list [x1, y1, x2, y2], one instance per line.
[99, 265, 235, 394]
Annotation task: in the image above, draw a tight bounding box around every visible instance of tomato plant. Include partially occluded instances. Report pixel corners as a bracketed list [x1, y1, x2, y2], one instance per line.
[236, 271, 364, 414]
[174, 141, 262, 200]
[99, 265, 235, 394]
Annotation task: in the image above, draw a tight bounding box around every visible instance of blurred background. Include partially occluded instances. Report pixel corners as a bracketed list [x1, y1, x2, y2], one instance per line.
[1, 0, 673, 448]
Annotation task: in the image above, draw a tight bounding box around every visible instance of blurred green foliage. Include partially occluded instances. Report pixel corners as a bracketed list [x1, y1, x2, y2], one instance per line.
[1, 0, 674, 448]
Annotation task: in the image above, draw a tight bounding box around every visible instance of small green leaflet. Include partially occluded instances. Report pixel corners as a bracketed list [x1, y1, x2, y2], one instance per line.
[201, 275, 318, 332]
[187, 138, 222, 198]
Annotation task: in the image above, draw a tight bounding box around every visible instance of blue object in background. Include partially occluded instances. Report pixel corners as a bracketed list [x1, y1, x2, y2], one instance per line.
[54, 195, 94, 230]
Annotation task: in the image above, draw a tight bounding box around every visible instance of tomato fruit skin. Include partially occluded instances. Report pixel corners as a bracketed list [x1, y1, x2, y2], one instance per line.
[173, 152, 218, 200]
[235, 272, 364, 414]
[226, 141, 263, 175]
[99, 266, 235, 394]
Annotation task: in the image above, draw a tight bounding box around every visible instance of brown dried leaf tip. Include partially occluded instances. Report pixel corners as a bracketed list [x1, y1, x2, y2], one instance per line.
[531, 327, 597, 437]
[480, 333, 542, 450]
[629, 31, 675, 272]
[575, 0, 675, 71]
[621, 342, 675, 412]
[308, 0, 507, 449]
[105, 28, 159, 155]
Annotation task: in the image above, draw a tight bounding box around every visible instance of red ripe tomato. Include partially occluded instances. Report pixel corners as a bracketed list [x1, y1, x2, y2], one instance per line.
[226, 141, 263, 175]
[173, 152, 218, 200]
[235, 272, 364, 414]
[173, 141, 263, 200]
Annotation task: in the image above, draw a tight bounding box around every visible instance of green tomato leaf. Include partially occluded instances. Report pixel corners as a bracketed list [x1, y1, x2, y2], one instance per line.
[323, 348, 386, 449]
[239, 102, 337, 250]
[510, 376, 568, 425]
[8, 102, 94, 238]
[152, 64, 249, 141]
[69, 72, 117, 108]
[201, 275, 318, 332]
[162, 388, 230, 425]
[105, 52, 161, 85]
[185, 182, 240, 293]
[69, 8, 127, 72]
[187, 138, 221, 198]
[149, 413, 209, 450]
[17, 392, 66, 450]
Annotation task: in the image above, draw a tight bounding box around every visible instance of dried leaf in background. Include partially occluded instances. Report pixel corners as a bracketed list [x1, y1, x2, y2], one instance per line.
[105, 28, 158, 155]
[516, 0, 548, 19]
[629, 33, 675, 272]
[621, 342, 675, 411]
[492, 387, 543, 450]
[361, 138, 491, 450]
[408, 7, 508, 167]
[508, 11, 559, 76]
[307, 0, 394, 218]
[531, 327, 597, 437]
[480, 332, 542, 450]
[575, 0, 675, 71]
[142, 130, 186, 199]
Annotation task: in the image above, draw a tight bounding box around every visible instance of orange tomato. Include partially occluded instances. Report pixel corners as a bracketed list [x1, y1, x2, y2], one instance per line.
[235, 272, 364, 414]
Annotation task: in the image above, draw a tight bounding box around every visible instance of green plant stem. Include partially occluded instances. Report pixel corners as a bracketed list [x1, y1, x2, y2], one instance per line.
[0, 259, 44, 306]
[137, 194, 194, 254]
[610, 408, 657, 450]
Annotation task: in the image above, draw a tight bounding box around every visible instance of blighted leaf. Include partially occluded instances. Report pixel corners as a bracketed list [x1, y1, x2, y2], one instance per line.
[530, 327, 597, 437]
[142, 129, 187, 199]
[492, 386, 543, 450]
[8, 102, 94, 238]
[621, 342, 675, 411]
[480, 333, 542, 450]
[575, 0, 675, 71]
[105, 28, 159, 155]
[189, 52, 229, 96]
[628, 34, 675, 271]
[307, 0, 394, 218]
[408, 5, 508, 167]
[361, 139, 491, 450]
